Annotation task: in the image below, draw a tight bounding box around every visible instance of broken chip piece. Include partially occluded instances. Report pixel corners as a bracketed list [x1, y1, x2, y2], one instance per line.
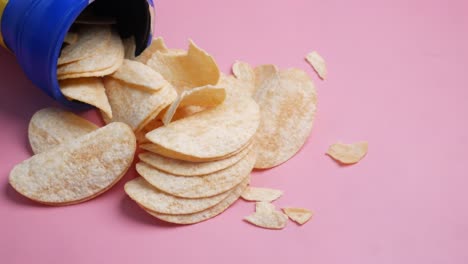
[327, 141, 368, 164]
[241, 187, 283, 202]
[244, 202, 288, 230]
[306, 51, 327, 80]
[282, 208, 313, 225]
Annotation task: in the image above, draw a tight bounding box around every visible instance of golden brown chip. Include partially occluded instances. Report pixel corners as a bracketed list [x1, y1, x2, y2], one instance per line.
[57, 30, 124, 79]
[244, 202, 288, 230]
[9, 122, 136, 206]
[111, 59, 168, 92]
[327, 141, 368, 164]
[125, 177, 231, 215]
[253, 67, 317, 169]
[306, 51, 327, 80]
[103, 77, 177, 131]
[232, 61, 256, 95]
[60, 78, 112, 118]
[136, 148, 256, 198]
[241, 187, 283, 202]
[139, 143, 253, 177]
[123, 36, 136, 60]
[135, 37, 170, 64]
[162, 85, 226, 125]
[144, 89, 259, 162]
[59, 26, 111, 65]
[145, 176, 249, 224]
[63, 32, 78, 46]
[28, 108, 98, 154]
[282, 208, 313, 225]
[146, 40, 220, 93]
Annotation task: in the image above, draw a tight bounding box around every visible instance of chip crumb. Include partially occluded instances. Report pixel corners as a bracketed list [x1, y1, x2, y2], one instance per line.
[306, 51, 327, 80]
[282, 208, 313, 225]
[241, 187, 283, 202]
[327, 141, 368, 164]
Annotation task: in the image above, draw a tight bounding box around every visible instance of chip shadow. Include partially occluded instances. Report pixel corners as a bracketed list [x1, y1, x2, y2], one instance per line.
[119, 195, 183, 228]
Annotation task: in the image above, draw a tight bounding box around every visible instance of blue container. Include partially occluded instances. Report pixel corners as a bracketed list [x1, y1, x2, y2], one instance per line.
[0, 0, 154, 109]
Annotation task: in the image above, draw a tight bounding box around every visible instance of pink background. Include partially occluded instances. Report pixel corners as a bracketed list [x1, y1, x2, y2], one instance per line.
[1, 0, 468, 263]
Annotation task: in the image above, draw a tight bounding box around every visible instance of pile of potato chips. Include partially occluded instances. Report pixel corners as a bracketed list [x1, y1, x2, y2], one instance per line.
[9, 24, 367, 229]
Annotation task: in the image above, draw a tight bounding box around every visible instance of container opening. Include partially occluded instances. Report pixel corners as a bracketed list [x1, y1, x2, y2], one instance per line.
[73, 0, 151, 56]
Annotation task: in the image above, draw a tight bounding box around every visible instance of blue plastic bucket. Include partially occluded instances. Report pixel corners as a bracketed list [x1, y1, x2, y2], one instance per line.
[0, 0, 154, 109]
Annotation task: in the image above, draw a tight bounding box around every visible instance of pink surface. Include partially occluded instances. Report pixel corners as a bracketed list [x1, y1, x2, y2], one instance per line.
[1, 0, 468, 263]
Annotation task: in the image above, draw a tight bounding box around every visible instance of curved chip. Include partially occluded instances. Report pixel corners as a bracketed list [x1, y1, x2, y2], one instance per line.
[111, 59, 168, 92]
[244, 202, 288, 230]
[136, 149, 256, 198]
[59, 26, 111, 65]
[9, 122, 136, 206]
[145, 90, 260, 162]
[63, 32, 79, 46]
[145, 176, 249, 224]
[162, 85, 226, 125]
[306, 51, 327, 80]
[123, 37, 136, 60]
[139, 143, 252, 177]
[28, 108, 98, 154]
[136, 37, 170, 64]
[232, 61, 256, 96]
[103, 77, 177, 131]
[282, 208, 313, 225]
[241, 187, 283, 202]
[146, 40, 220, 93]
[60, 78, 112, 118]
[125, 177, 231, 215]
[57, 30, 124, 80]
[327, 141, 368, 164]
[253, 67, 317, 169]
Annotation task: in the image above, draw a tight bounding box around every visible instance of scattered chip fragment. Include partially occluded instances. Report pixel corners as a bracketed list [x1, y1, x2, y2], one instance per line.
[306, 51, 327, 80]
[327, 141, 368, 164]
[241, 187, 283, 202]
[282, 208, 313, 225]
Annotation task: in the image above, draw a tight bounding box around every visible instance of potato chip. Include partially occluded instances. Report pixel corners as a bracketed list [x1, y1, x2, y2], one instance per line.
[232, 61, 256, 95]
[282, 208, 313, 225]
[244, 202, 288, 229]
[135, 119, 164, 144]
[255, 201, 277, 213]
[64, 32, 78, 46]
[59, 26, 111, 65]
[253, 64, 278, 97]
[9, 122, 136, 205]
[123, 37, 136, 60]
[169, 106, 205, 122]
[146, 40, 220, 93]
[111, 59, 168, 92]
[57, 30, 124, 79]
[253, 67, 317, 169]
[103, 77, 177, 131]
[136, 37, 170, 64]
[162, 85, 226, 125]
[125, 177, 231, 215]
[28, 108, 98, 154]
[139, 144, 253, 177]
[306, 51, 327, 80]
[60, 78, 112, 118]
[144, 90, 259, 162]
[136, 148, 255, 198]
[327, 141, 368, 164]
[241, 187, 283, 202]
[145, 176, 249, 224]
